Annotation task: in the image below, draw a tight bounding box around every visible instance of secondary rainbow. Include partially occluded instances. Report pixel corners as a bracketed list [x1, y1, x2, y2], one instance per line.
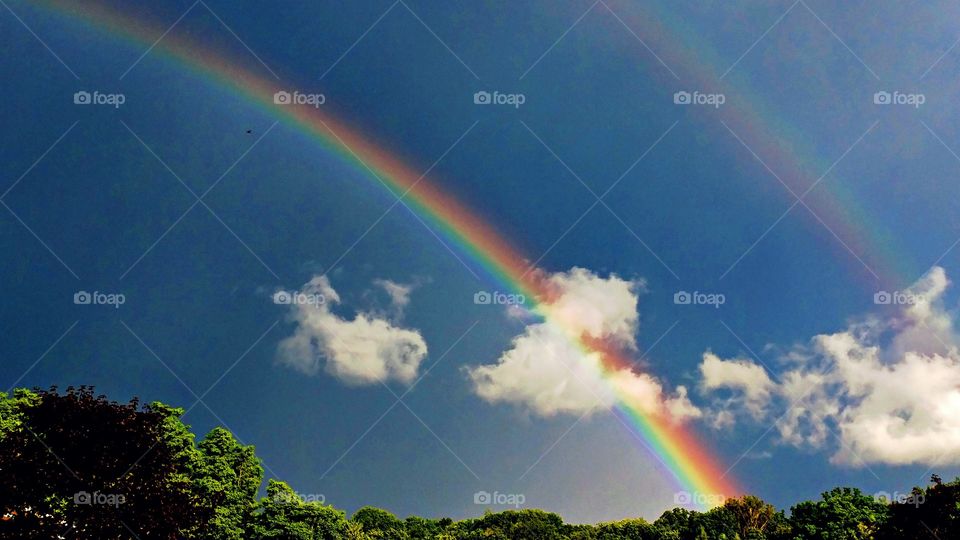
[33, 0, 741, 505]
[605, 0, 912, 287]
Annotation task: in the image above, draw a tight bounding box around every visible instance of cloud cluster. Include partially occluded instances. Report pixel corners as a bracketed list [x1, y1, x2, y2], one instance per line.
[700, 267, 960, 466]
[468, 268, 699, 420]
[276, 276, 427, 386]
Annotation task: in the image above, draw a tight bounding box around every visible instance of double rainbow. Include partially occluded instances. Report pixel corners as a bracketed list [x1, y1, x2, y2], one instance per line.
[33, 0, 740, 505]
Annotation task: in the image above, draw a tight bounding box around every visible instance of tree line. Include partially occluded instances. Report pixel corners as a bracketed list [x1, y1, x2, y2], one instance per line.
[0, 387, 956, 539]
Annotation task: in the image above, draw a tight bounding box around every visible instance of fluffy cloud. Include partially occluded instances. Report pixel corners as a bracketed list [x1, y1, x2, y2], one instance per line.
[276, 276, 427, 386]
[468, 268, 699, 420]
[699, 352, 775, 420]
[699, 266, 960, 466]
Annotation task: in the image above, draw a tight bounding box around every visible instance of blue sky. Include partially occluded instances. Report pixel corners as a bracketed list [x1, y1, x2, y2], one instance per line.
[3, 0, 960, 524]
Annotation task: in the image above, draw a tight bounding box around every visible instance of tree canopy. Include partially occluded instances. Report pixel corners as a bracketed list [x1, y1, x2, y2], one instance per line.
[0, 387, 956, 539]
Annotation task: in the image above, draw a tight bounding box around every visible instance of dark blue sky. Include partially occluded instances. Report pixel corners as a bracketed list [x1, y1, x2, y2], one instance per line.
[3, 0, 960, 523]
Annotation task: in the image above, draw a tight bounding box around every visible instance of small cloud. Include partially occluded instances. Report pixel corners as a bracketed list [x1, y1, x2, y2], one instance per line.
[374, 278, 413, 312]
[276, 276, 427, 386]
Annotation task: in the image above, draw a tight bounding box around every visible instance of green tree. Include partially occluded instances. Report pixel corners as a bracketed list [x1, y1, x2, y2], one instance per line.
[789, 488, 889, 540]
[193, 427, 264, 539]
[448, 509, 566, 540]
[352, 506, 407, 539]
[591, 518, 657, 540]
[248, 480, 350, 540]
[721, 495, 784, 539]
[404, 515, 449, 540]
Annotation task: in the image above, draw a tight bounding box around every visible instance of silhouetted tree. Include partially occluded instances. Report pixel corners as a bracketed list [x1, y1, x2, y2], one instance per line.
[0, 387, 202, 539]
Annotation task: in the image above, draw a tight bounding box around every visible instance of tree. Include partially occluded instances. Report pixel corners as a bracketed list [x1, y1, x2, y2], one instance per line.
[404, 515, 449, 540]
[721, 495, 784, 539]
[247, 480, 350, 539]
[590, 518, 657, 540]
[353, 506, 407, 539]
[448, 509, 567, 540]
[790, 487, 889, 540]
[878, 475, 960, 540]
[193, 427, 264, 539]
[0, 386, 203, 539]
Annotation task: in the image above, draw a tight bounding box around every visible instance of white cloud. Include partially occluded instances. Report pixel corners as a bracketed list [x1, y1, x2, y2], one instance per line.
[276, 276, 427, 386]
[699, 266, 960, 466]
[468, 267, 699, 420]
[373, 278, 413, 318]
[699, 351, 775, 419]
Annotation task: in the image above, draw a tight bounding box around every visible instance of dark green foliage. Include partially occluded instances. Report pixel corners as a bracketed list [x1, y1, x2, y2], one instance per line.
[2, 388, 959, 540]
[247, 480, 350, 539]
[789, 487, 889, 540]
[877, 475, 960, 540]
[0, 387, 202, 539]
[353, 506, 408, 539]
[448, 509, 567, 540]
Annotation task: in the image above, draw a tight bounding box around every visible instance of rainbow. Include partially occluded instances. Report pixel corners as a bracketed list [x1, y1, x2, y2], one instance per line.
[30, 0, 740, 505]
[603, 0, 911, 287]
